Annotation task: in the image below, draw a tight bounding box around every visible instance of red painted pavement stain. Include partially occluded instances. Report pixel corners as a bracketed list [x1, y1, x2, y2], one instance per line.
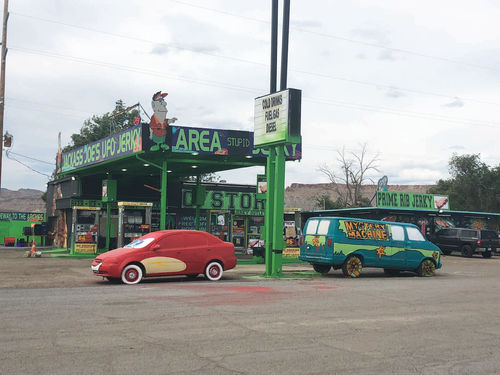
[140, 285, 287, 307]
[140, 283, 343, 307]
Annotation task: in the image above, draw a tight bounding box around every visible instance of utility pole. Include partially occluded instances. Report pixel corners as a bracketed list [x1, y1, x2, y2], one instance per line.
[0, 0, 9, 190]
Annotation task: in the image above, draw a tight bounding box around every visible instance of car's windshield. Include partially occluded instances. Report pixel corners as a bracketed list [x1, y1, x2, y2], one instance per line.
[124, 238, 155, 248]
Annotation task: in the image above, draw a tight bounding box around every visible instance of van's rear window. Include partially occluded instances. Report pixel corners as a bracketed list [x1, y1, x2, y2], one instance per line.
[305, 220, 319, 234]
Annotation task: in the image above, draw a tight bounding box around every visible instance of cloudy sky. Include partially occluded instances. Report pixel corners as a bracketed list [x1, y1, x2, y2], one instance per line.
[3, 0, 500, 191]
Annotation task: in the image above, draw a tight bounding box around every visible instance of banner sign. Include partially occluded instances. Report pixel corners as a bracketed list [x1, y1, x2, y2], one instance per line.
[74, 243, 97, 254]
[0, 212, 45, 222]
[177, 215, 208, 230]
[170, 125, 301, 160]
[254, 88, 302, 147]
[59, 124, 302, 173]
[60, 125, 143, 172]
[376, 191, 450, 211]
[182, 189, 265, 216]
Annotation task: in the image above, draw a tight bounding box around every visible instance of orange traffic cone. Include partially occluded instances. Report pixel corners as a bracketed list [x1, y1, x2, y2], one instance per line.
[30, 240, 36, 257]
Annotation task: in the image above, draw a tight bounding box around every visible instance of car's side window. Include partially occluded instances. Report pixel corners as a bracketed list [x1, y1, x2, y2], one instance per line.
[407, 227, 425, 241]
[462, 230, 477, 238]
[158, 234, 185, 249]
[391, 225, 405, 241]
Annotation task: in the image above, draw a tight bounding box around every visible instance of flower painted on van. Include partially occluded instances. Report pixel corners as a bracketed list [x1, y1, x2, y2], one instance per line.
[312, 236, 320, 247]
[376, 245, 386, 259]
[432, 251, 438, 259]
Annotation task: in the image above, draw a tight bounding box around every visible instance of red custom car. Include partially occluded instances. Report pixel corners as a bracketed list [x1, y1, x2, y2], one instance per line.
[91, 230, 237, 284]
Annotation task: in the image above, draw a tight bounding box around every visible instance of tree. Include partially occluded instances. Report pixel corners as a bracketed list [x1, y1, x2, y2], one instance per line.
[318, 144, 380, 208]
[63, 100, 140, 152]
[430, 154, 500, 212]
[315, 194, 344, 210]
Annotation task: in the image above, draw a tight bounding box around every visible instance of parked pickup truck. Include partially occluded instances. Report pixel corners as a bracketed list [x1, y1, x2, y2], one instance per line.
[432, 228, 499, 258]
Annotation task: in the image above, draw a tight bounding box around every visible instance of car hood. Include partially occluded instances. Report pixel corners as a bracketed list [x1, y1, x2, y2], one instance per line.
[97, 247, 141, 261]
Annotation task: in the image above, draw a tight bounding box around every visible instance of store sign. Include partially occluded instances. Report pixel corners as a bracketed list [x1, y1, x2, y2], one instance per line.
[74, 243, 97, 254]
[60, 125, 143, 172]
[254, 88, 301, 147]
[0, 212, 45, 222]
[182, 189, 265, 214]
[177, 215, 208, 230]
[170, 125, 301, 160]
[376, 191, 450, 211]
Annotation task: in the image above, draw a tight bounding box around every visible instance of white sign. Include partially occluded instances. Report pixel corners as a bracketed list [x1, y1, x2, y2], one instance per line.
[254, 89, 290, 146]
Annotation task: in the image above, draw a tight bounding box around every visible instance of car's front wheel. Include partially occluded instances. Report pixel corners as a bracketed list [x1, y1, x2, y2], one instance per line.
[461, 245, 473, 258]
[121, 264, 143, 285]
[313, 264, 331, 275]
[417, 259, 436, 277]
[205, 261, 223, 281]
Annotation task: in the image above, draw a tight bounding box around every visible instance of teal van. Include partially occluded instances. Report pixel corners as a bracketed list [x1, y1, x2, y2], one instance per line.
[299, 217, 442, 277]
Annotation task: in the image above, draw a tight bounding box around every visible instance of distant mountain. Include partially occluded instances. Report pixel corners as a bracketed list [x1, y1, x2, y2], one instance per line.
[0, 188, 46, 213]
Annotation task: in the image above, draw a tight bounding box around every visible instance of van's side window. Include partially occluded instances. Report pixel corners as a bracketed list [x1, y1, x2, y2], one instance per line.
[317, 220, 330, 235]
[305, 220, 319, 234]
[391, 225, 405, 241]
[407, 227, 425, 241]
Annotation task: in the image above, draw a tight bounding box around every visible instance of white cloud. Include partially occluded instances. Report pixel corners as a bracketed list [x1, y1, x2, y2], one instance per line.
[2, 0, 500, 192]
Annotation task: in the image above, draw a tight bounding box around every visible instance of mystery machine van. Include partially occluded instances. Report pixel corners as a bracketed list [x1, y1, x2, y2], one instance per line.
[299, 217, 442, 277]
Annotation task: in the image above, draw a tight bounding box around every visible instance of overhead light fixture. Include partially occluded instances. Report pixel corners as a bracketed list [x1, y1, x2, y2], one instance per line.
[192, 152, 199, 156]
[167, 170, 172, 173]
[121, 168, 127, 172]
[143, 163, 150, 167]
[245, 155, 253, 159]
[191, 165, 198, 169]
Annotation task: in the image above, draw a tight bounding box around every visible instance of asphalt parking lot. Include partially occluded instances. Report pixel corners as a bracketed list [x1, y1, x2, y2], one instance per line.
[1, 249, 500, 374]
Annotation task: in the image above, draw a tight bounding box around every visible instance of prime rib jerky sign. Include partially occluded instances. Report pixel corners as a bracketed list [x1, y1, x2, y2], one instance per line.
[60, 126, 142, 172]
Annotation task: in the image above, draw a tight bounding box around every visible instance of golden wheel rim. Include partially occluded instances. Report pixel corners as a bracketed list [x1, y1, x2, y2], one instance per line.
[422, 260, 436, 277]
[347, 257, 362, 277]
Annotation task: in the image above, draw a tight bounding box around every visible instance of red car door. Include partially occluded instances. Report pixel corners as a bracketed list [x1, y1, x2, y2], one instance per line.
[142, 232, 207, 276]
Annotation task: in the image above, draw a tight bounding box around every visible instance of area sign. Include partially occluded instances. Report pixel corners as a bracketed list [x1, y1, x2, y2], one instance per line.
[254, 88, 301, 147]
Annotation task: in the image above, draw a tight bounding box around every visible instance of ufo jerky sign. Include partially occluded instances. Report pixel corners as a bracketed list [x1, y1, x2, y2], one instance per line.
[254, 88, 301, 147]
[61, 126, 143, 172]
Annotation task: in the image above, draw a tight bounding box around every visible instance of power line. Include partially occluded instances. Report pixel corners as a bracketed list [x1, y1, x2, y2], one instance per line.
[6, 150, 53, 165]
[10, 11, 500, 108]
[5, 150, 52, 178]
[164, 0, 500, 73]
[9, 46, 500, 129]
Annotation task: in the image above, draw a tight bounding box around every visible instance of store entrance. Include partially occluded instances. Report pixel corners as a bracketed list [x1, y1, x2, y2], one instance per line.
[232, 215, 246, 251]
[208, 211, 229, 242]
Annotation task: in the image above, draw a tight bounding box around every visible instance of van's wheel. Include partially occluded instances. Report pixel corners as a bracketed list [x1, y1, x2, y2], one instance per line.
[342, 255, 362, 278]
[205, 262, 223, 281]
[417, 259, 436, 277]
[461, 245, 473, 258]
[482, 251, 492, 258]
[313, 264, 331, 275]
[121, 264, 143, 285]
[384, 269, 399, 276]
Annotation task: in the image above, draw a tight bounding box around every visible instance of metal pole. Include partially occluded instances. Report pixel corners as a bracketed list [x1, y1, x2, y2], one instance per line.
[160, 160, 167, 230]
[0, 0, 9, 189]
[271, 146, 285, 276]
[264, 149, 275, 276]
[280, 0, 290, 91]
[270, 0, 278, 93]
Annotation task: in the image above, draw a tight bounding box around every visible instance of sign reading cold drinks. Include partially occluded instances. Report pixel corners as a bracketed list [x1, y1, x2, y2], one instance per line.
[254, 88, 301, 147]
